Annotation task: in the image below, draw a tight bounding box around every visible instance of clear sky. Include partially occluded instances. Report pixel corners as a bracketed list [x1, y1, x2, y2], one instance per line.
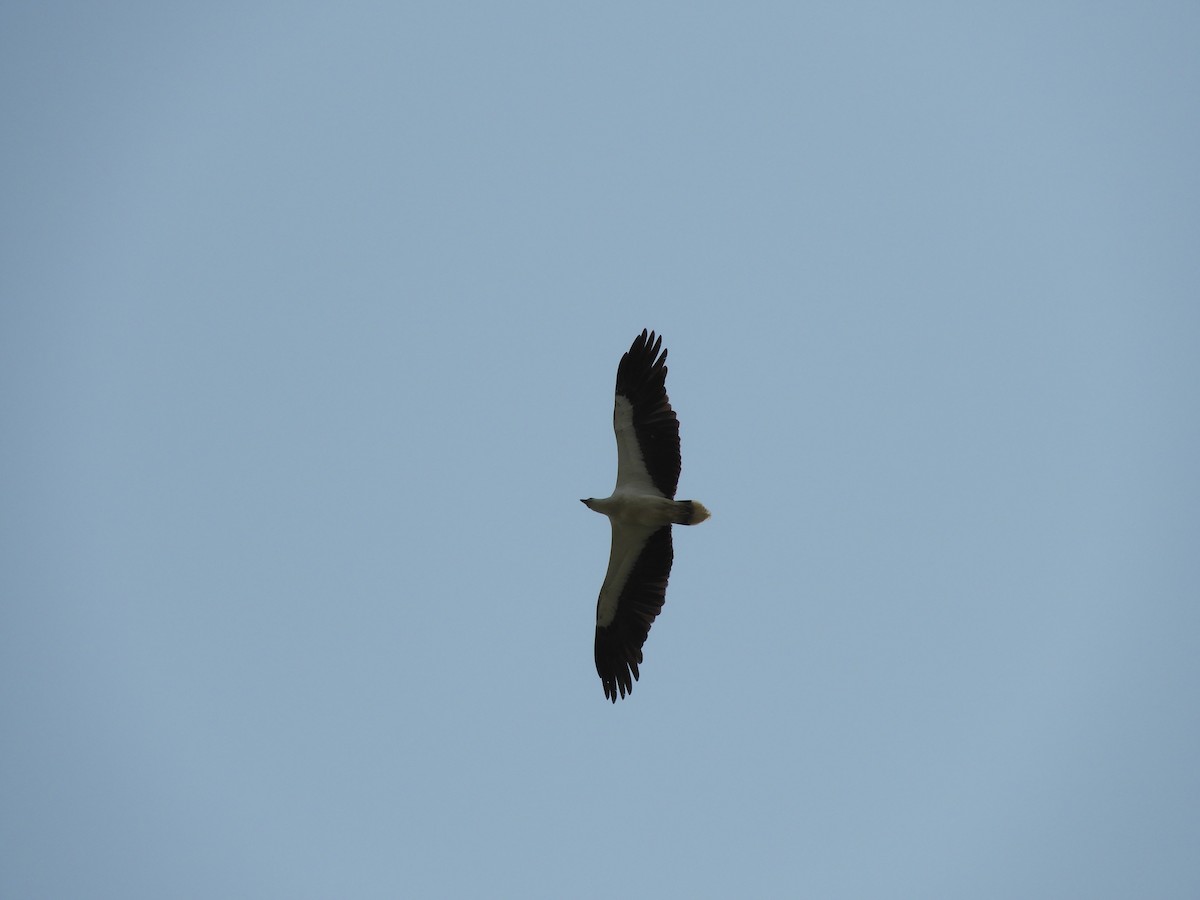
[3, 4, 1198, 898]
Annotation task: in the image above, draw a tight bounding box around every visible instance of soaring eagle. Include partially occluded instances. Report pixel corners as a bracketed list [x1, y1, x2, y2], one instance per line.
[582, 330, 710, 702]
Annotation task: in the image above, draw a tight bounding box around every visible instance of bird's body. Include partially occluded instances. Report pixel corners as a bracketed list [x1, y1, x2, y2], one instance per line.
[582, 330, 709, 702]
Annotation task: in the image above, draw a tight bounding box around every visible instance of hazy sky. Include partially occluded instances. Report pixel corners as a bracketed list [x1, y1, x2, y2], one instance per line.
[3, 4, 1199, 898]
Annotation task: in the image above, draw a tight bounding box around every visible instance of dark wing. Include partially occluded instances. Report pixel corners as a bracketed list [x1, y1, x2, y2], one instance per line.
[615, 329, 681, 499]
[594, 525, 674, 702]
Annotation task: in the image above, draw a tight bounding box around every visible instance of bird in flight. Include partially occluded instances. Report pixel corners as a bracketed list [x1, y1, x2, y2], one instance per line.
[582, 329, 710, 702]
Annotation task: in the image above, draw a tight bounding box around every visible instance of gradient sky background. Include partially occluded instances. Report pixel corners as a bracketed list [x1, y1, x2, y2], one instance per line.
[3, 4, 1199, 898]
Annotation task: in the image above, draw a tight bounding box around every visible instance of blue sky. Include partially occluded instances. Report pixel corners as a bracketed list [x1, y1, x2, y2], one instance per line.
[3, 4, 1198, 898]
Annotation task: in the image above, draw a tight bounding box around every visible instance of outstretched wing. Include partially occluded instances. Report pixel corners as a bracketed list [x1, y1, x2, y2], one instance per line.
[594, 525, 674, 702]
[613, 329, 680, 499]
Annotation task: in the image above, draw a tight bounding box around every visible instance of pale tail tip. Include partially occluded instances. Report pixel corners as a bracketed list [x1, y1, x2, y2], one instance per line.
[691, 501, 711, 524]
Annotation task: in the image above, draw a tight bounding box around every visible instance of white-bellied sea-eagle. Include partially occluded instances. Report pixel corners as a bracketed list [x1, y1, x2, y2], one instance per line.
[582, 329, 710, 702]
